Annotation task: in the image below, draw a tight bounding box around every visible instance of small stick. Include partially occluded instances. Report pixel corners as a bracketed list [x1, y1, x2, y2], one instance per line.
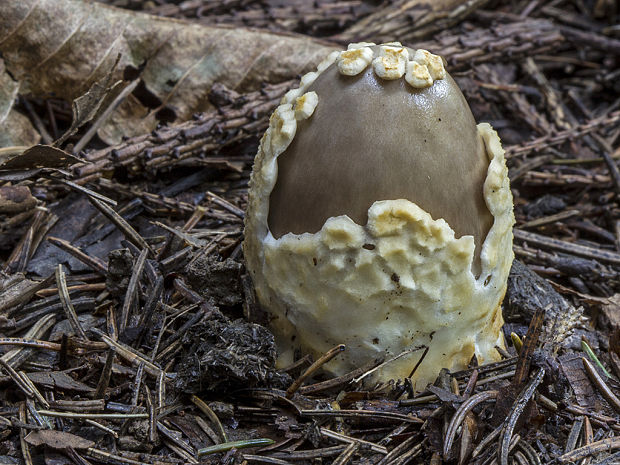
[300, 409, 422, 424]
[93, 328, 165, 379]
[59, 179, 117, 206]
[130, 362, 145, 407]
[558, 436, 620, 463]
[206, 191, 245, 218]
[144, 387, 157, 444]
[1, 314, 56, 368]
[443, 390, 498, 458]
[514, 229, 620, 266]
[50, 399, 106, 412]
[332, 442, 360, 465]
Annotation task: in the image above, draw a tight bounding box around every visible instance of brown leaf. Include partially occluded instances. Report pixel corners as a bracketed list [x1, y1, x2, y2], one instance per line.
[27, 371, 94, 393]
[0, 0, 336, 144]
[55, 55, 124, 146]
[0, 145, 82, 171]
[25, 430, 94, 450]
[559, 353, 603, 410]
[0, 59, 39, 146]
[600, 294, 620, 332]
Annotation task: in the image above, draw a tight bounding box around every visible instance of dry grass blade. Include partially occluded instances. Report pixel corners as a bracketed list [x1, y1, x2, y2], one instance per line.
[59, 179, 117, 206]
[94, 348, 115, 398]
[206, 191, 245, 218]
[119, 247, 148, 333]
[582, 357, 620, 414]
[242, 455, 293, 465]
[331, 442, 359, 465]
[47, 236, 108, 274]
[514, 307, 545, 386]
[320, 427, 387, 455]
[38, 410, 149, 419]
[300, 409, 423, 424]
[92, 328, 165, 378]
[286, 344, 345, 398]
[335, 0, 489, 42]
[87, 196, 151, 253]
[0, 359, 34, 397]
[190, 394, 227, 443]
[55, 264, 88, 340]
[443, 390, 498, 458]
[19, 403, 33, 465]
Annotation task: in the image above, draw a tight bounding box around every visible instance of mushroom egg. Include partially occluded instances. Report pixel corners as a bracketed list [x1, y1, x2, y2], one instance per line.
[243, 42, 515, 389]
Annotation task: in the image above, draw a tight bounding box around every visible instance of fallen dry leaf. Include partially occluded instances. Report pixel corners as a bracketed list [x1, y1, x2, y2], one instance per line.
[25, 430, 95, 450]
[0, 145, 81, 171]
[0, 59, 39, 147]
[27, 371, 94, 393]
[0, 0, 336, 145]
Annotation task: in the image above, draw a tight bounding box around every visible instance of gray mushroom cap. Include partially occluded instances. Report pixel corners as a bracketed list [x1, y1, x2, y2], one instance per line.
[268, 54, 493, 275]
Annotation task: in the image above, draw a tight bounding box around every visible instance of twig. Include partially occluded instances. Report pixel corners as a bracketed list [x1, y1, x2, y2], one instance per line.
[514, 229, 620, 266]
[558, 436, 620, 463]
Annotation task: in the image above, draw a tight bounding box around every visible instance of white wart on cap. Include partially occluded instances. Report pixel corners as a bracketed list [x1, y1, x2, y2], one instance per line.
[243, 42, 515, 388]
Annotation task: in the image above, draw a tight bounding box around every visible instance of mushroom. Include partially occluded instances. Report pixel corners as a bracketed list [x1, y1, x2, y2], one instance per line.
[243, 42, 514, 388]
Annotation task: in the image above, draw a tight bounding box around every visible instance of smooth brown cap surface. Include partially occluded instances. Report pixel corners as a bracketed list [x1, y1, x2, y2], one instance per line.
[268, 59, 493, 275]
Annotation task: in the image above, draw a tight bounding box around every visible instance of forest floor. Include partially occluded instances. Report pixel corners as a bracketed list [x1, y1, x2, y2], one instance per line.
[1, 0, 620, 464]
